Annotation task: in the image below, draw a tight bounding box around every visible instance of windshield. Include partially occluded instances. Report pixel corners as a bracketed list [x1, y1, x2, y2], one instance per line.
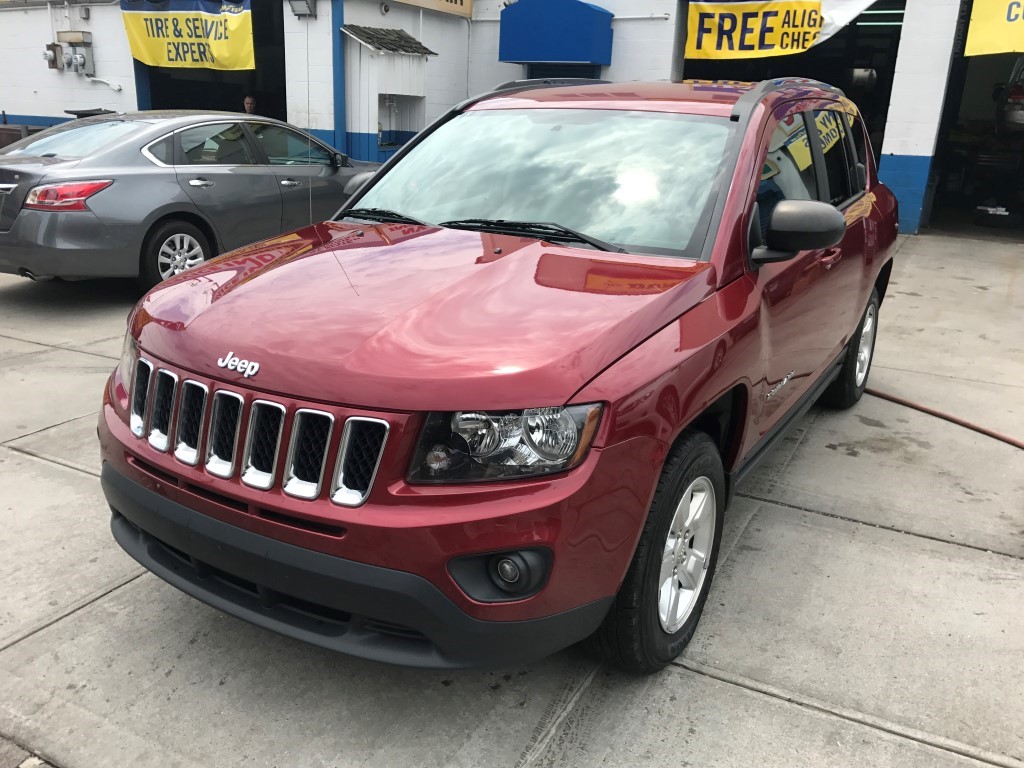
[1, 120, 143, 159]
[351, 109, 734, 257]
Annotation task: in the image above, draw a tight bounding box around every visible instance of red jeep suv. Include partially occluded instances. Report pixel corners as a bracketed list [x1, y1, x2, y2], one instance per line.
[100, 79, 898, 672]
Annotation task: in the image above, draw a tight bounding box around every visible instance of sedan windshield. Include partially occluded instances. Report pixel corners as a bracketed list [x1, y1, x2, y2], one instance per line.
[1, 120, 143, 159]
[352, 108, 734, 257]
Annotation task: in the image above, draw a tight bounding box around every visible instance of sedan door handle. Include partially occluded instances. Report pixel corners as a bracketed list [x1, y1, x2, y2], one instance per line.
[280, 178, 301, 188]
[819, 248, 842, 269]
[188, 178, 215, 188]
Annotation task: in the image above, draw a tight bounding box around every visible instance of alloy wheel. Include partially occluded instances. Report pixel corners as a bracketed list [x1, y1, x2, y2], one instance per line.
[157, 233, 206, 280]
[658, 476, 716, 633]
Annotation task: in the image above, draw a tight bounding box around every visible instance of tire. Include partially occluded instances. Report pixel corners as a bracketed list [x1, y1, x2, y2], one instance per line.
[822, 288, 880, 410]
[139, 220, 212, 290]
[593, 431, 725, 674]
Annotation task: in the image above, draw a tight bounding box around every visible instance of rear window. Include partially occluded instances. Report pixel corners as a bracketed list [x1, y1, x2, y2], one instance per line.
[0, 120, 142, 159]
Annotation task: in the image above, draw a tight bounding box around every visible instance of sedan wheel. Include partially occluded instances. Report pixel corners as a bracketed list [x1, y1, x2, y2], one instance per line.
[140, 219, 213, 290]
[157, 233, 207, 279]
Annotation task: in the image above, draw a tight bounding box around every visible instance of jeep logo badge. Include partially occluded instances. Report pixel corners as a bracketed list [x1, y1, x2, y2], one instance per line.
[217, 351, 260, 378]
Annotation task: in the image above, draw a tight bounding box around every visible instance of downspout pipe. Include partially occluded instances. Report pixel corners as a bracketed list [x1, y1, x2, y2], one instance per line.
[670, 0, 687, 82]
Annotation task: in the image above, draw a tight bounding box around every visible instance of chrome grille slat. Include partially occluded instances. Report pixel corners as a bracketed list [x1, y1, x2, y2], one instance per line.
[174, 381, 208, 465]
[147, 370, 178, 452]
[240, 400, 286, 490]
[205, 391, 244, 479]
[332, 418, 389, 507]
[283, 410, 334, 500]
[129, 359, 154, 437]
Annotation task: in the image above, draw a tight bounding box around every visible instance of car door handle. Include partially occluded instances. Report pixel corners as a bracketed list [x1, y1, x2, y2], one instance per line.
[188, 178, 215, 188]
[819, 248, 842, 269]
[280, 179, 301, 188]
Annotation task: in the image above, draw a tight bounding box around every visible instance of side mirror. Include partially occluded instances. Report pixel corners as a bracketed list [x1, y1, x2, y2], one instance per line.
[332, 152, 349, 168]
[752, 200, 846, 264]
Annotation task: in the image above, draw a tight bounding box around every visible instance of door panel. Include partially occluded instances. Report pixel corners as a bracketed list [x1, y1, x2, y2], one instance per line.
[174, 122, 283, 251]
[753, 113, 840, 432]
[810, 109, 867, 351]
[246, 123, 351, 229]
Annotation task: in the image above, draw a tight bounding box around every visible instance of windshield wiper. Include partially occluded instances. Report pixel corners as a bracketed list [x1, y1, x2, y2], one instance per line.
[439, 219, 626, 253]
[340, 207, 428, 226]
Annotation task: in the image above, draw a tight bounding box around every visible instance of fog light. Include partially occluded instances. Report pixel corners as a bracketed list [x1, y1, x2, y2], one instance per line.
[496, 558, 521, 585]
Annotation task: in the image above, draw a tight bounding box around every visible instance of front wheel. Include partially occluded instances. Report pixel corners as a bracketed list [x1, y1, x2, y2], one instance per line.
[822, 288, 880, 409]
[593, 431, 725, 673]
[140, 220, 212, 290]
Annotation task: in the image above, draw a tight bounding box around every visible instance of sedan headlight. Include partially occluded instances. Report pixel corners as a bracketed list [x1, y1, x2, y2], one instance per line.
[409, 404, 603, 483]
[118, 331, 138, 392]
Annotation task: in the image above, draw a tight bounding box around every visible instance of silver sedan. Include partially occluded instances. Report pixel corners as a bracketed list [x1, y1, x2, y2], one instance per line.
[0, 112, 376, 287]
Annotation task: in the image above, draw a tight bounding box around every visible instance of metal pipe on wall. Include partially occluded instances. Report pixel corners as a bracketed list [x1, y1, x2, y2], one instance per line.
[670, 0, 687, 82]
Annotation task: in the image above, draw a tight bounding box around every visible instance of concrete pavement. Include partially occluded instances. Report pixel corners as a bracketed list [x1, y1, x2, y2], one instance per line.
[0, 233, 1021, 768]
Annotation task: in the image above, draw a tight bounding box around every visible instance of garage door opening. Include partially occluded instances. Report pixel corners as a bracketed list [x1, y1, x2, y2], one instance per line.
[928, 0, 1024, 240]
[683, 1, 906, 161]
[139, 1, 286, 121]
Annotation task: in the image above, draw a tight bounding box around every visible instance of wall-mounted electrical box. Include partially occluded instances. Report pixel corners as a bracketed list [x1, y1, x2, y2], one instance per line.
[61, 45, 95, 76]
[56, 30, 92, 46]
[43, 43, 64, 70]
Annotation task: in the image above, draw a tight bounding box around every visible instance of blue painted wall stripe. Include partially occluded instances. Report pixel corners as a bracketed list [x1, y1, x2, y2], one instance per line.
[878, 153, 932, 235]
[332, 0, 347, 155]
[1, 114, 70, 127]
[133, 60, 153, 111]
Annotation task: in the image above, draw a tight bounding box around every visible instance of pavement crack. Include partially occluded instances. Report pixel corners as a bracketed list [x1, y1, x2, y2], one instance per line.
[0, 731, 63, 768]
[735, 491, 1024, 562]
[674, 659, 1024, 768]
[0, 412, 97, 447]
[2, 444, 100, 479]
[0, 571, 146, 654]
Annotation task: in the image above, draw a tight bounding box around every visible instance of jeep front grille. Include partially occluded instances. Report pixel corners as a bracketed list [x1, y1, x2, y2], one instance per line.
[126, 365, 389, 504]
[283, 410, 334, 499]
[147, 370, 178, 452]
[240, 400, 285, 490]
[332, 418, 389, 507]
[206, 391, 244, 478]
[174, 381, 208, 465]
[129, 359, 154, 437]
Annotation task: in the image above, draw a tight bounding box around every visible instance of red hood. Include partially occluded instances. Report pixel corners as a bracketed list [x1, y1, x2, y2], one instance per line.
[135, 222, 714, 411]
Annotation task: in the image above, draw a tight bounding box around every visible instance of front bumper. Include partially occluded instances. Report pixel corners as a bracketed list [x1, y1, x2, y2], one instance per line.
[0, 209, 138, 279]
[104, 462, 612, 668]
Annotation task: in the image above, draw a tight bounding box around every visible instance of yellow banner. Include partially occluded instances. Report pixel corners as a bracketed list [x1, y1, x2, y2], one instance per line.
[965, 0, 1024, 56]
[121, 1, 254, 70]
[687, 0, 824, 59]
[394, 0, 473, 19]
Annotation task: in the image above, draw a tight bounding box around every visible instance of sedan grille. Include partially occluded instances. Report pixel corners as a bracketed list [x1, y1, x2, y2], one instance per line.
[127, 364, 388, 504]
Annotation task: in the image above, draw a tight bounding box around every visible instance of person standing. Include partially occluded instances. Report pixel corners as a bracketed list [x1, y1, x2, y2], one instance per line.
[242, 95, 256, 115]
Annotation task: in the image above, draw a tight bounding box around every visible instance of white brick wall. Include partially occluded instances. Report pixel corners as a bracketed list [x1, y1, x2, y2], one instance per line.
[880, 0, 961, 158]
[284, 8, 336, 134]
[0, 4, 138, 121]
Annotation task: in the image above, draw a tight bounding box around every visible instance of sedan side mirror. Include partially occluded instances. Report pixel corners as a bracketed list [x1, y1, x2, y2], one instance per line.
[332, 152, 349, 168]
[751, 200, 846, 265]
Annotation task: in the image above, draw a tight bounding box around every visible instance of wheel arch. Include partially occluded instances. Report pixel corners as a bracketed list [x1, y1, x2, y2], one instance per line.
[675, 384, 749, 476]
[140, 210, 221, 271]
[874, 258, 894, 305]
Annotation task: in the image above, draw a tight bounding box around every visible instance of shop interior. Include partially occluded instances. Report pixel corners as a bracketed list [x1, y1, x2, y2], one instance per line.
[140, 1, 287, 121]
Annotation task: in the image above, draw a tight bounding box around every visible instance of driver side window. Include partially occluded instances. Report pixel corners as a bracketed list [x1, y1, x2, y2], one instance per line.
[249, 123, 333, 166]
[757, 115, 817, 239]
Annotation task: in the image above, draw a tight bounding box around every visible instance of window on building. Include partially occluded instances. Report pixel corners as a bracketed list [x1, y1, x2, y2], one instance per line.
[248, 124, 333, 166]
[177, 123, 255, 166]
[813, 110, 854, 206]
[757, 114, 817, 237]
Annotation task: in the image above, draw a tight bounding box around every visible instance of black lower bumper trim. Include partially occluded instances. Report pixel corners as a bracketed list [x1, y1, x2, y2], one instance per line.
[102, 463, 611, 669]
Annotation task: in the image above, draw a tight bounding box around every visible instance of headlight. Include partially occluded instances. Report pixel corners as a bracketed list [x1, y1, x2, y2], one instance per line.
[409, 404, 603, 483]
[117, 331, 137, 392]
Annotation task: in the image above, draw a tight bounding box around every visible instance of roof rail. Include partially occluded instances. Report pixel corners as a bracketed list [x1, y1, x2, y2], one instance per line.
[454, 78, 611, 111]
[730, 77, 845, 122]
